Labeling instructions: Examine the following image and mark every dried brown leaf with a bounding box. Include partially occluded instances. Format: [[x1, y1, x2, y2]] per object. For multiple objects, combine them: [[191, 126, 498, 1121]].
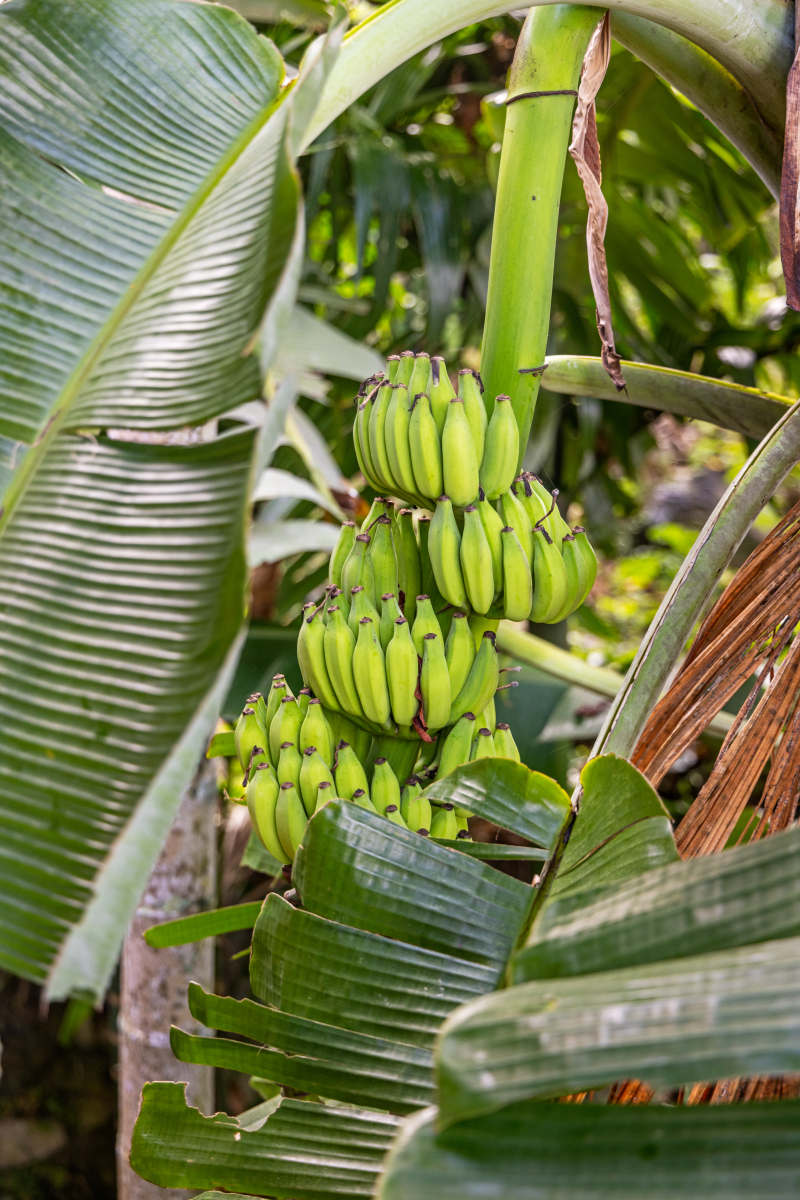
[[568, 12, 625, 391], [781, 4, 800, 311]]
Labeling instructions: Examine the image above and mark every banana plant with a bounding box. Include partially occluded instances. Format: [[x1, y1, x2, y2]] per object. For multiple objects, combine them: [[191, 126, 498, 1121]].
[[5, 0, 800, 1193]]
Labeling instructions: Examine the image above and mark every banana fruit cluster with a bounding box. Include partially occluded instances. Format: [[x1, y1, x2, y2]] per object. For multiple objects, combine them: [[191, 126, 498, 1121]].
[[235, 669, 522, 861], [354, 352, 520, 511], [352, 355, 597, 623]]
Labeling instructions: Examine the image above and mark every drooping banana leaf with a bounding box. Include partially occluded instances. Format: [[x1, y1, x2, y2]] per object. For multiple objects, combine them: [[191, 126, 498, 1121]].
[[130, 1080, 400, 1199], [132, 784, 567, 1190], [172, 983, 435, 1113], [0, 0, 343, 999], [377, 1098, 800, 1199], [436, 934, 800, 1124], [250, 893, 499, 1048], [421, 758, 570, 851], [293, 802, 534, 969], [514, 821, 800, 983], [540, 754, 679, 917]]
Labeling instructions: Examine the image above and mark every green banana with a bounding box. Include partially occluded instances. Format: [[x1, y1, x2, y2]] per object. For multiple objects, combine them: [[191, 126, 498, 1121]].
[[347, 583, 381, 638], [361, 496, 390, 533], [500, 525, 534, 621], [429, 356, 457, 435], [408, 351, 432, 399], [418, 515, 448, 614], [277, 740, 302, 791], [386, 353, 401, 384], [405, 792, 432, 834], [573, 526, 598, 605], [299, 746, 334, 817], [352, 788, 378, 812], [522, 474, 564, 550], [550, 533, 588, 622], [385, 616, 420, 728], [444, 611, 476, 699], [327, 584, 348, 623], [248, 692, 268, 742], [245, 744, 269, 782], [429, 495, 468, 609], [408, 392, 443, 501], [341, 532, 367, 607], [395, 350, 416, 385], [513, 475, 550, 543], [353, 396, 378, 488], [353, 616, 392, 727], [500, 488, 533, 565], [480, 693, 496, 734], [458, 369, 487, 465], [323, 606, 367, 722], [315, 780, 336, 812], [247, 763, 289, 865], [234, 705, 262, 773], [420, 632, 451, 732], [471, 726, 496, 760], [379, 592, 403, 652], [368, 381, 398, 494], [371, 756, 401, 816], [299, 606, 341, 713], [460, 505, 495, 614], [334, 740, 370, 801], [430, 802, 459, 839], [299, 698, 335, 768], [369, 515, 399, 601], [455, 813, 471, 837], [396, 508, 421, 624], [345, 532, 377, 608], [493, 722, 521, 761], [297, 688, 311, 718], [479, 394, 519, 500], [442, 399, 480, 507], [385, 385, 418, 498], [448, 629, 499, 725], [269, 694, 304, 764], [276, 781, 307, 860], [263, 676, 289, 740], [529, 524, 569, 623], [400, 775, 422, 818], [477, 488, 505, 596], [438, 711, 476, 778], [411, 594, 442, 658], [384, 804, 408, 828]]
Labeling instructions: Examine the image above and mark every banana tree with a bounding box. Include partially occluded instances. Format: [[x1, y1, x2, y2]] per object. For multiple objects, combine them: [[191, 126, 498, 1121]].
[[5, 0, 800, 1194]]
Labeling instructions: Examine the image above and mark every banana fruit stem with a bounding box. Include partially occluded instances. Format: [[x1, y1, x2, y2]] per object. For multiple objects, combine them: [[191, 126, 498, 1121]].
[[479, 5, 602, 461]]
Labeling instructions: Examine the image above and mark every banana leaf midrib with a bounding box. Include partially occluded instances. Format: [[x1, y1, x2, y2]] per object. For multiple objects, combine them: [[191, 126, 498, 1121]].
[[0, 86, 289, 539]]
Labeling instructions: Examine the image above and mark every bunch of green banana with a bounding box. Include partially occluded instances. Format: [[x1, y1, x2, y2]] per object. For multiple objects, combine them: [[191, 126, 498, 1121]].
[[353, 353, 522, 511], [425, 475, 597, 623], [298, 581, 508, 740]]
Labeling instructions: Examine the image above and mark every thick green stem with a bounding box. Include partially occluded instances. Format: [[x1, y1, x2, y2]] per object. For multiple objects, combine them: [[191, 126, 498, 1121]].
[[479, 5, 601, 457]]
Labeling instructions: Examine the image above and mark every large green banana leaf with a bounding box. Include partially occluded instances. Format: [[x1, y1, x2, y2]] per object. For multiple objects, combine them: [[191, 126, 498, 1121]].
[[133, 748, 800, 1195], [0, 0, 342, 1001], [378, 1099, 800, 1199]]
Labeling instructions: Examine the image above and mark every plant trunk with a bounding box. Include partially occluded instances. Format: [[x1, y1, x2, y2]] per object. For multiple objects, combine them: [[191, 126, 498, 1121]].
[[117, 759, 219, 1200], [479, 4, 601, 460]]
